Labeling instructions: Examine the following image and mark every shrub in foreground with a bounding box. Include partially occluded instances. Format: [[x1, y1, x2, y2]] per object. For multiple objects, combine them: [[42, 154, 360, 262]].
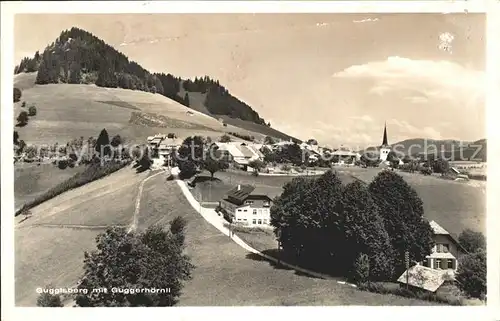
[[37, 290, 64, 307]]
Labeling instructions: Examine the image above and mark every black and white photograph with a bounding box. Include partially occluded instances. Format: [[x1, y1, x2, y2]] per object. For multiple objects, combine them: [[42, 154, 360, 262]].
[[1, 1, 498, 320]]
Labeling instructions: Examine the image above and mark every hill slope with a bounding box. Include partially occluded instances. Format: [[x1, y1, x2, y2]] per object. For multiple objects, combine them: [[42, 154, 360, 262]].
[[13, 73, 264, 145], [362, 138, 487, 162], [14, 27, 299, 142]]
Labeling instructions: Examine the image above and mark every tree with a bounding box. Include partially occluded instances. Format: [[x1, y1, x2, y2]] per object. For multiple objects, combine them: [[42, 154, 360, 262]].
[[14, 131, 19, 145], [248, 159, 264, 173], [21, 101, 26, 107], [36, 289, 63, 307], [368, 170, 434, 277], [18, 140, 27, 154], [177, 136, 205, 165], [271, 171, 345, 271], [95, 128, 111, 157], [202, 157, 225, 179], [458, 229, 486, 253], [432, 158, 450, 174], [28, 105, 37, 116], [184, 93, 190, 106], [456, 250, 486, 298], [178, 160, 197, 179], [386, 151, 400, 168], [167, 133, 176, 139], [342, 180, 394, 281], [17, 111, 29, 126], [14, 87, 22, 102], [264, 136, 276, 145], [136, 148, 153, 172], [75, 223, 194, 307], [219, 134, 231, 143], [351, 253, 370, 285], [110, 134, 123, 147], [306, 139, 318, 145]]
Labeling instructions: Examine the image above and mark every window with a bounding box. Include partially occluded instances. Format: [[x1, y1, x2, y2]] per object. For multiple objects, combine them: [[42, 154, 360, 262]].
[[237, 218, 241, 221], [245, 201, 254, 205], [237, 209, 242, 212], [253, 209, 257, 215], [244, 209, 247, 212], [436, 259, 442, 269], [447, 259, 454, 269], [252, 219, 256, 224], [442, 244, 449, 253], [421, 259, 428, 267], [258, 219, 262, 225]]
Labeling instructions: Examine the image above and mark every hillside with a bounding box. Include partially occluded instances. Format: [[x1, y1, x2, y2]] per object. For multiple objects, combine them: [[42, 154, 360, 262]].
[[13, 73, 264, 145], [362, 138, 487, 162], [14, 27, 299, 142]]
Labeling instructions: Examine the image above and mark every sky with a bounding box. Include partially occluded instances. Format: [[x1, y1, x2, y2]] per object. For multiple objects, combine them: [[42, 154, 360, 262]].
[[14, 13, 486, 148]]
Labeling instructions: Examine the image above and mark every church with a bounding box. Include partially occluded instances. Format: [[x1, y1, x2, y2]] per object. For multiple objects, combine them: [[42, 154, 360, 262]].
[[379, 122, 391, 162]]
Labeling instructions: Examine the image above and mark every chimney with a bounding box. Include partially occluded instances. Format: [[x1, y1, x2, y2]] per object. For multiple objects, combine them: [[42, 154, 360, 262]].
[[237, 184, 241, 191]]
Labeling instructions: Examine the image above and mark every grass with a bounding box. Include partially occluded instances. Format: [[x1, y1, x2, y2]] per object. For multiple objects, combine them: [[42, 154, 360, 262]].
[[357, 282, 463, 306], [13, 73, 271, 146], [15, 161, 131, 216], [15, 166, 149, 306], [15, 227, 101, 307], [136, 175, 437, 306], [339, 167, 486, 237], [15, 163, 86, 210]]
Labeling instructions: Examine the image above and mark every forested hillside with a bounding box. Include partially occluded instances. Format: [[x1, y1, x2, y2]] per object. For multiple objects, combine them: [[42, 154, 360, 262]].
[[14, 27, 268, 126]]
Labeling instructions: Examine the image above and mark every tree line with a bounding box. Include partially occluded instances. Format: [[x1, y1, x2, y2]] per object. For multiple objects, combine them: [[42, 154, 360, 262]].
[[14, 27, 267, 126]]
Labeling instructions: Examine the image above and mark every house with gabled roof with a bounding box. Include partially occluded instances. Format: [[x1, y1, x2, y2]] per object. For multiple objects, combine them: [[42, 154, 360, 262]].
[[218, 184, 281, 226], [421, 220, 467, 273]]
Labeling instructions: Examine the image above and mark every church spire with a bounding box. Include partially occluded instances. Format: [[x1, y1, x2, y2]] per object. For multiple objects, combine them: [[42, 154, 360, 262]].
[[382, 122, 388, 146]]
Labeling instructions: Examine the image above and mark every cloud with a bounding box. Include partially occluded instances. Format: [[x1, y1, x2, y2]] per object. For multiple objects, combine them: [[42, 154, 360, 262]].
[[349, 115, 374, 122], [405, 96, 429, 104], [353, 18, 379, 23], [389, 119, 442, 139], [333, 56, 485, 109]]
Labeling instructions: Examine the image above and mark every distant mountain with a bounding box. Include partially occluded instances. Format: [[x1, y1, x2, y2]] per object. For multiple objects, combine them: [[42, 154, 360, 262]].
[[14, 27, 298, 141], [361, 138, 487, 162]]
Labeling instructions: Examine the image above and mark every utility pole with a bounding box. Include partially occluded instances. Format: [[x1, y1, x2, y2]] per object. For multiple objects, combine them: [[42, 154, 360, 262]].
[[405, 250, 410, 289]]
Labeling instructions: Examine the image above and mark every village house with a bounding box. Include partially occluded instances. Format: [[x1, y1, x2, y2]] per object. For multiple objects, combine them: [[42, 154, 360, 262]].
[[214, 142, 264, 169], [397, 220, 466, 293], [421, 220, 466, 272], [218, 184, 280, 226]]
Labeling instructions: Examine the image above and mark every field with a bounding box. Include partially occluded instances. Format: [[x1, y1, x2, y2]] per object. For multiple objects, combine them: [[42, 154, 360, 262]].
[[337, 167, 487, 236], [15, 166, 149, 306], [193, 166, 486, 259], [14, 163, 86, 210], [137, 174, 436, 306], [13, 73, 266, 146]]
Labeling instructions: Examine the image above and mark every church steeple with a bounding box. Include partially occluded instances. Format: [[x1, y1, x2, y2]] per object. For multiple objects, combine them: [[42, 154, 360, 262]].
[[382, 122, 388, 147]]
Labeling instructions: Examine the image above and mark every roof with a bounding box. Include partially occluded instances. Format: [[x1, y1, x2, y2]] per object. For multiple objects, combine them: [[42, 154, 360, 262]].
[[226, 184, 255, 203], [429, 220, 468, 254], [159, 138, 183, 148], [429, 220, 449, 235], [397, 265, 452, 292], [225, 184, 280, 203], [237, 144, 255, 158], [331, 150, 357, 156]]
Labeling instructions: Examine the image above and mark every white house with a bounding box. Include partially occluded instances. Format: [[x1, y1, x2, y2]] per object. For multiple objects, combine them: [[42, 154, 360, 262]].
[[215, 142, 263, 168], [219, 184, 281, 226], [421, 220, 467, 273]]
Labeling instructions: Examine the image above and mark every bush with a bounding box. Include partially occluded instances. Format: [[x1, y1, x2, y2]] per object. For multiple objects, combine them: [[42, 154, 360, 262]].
[[456, 250, 486, 298], [57, 159, 69, 170], [351, 253, 370, 284], [219, 134, 231, 143], [17, 111, 29, 126], [37, 291, 63, 307], [14, 87, 22, 102], [28, 105, 37, 116], [21, 101, 26, 107], [167, 133, 176, 139]]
